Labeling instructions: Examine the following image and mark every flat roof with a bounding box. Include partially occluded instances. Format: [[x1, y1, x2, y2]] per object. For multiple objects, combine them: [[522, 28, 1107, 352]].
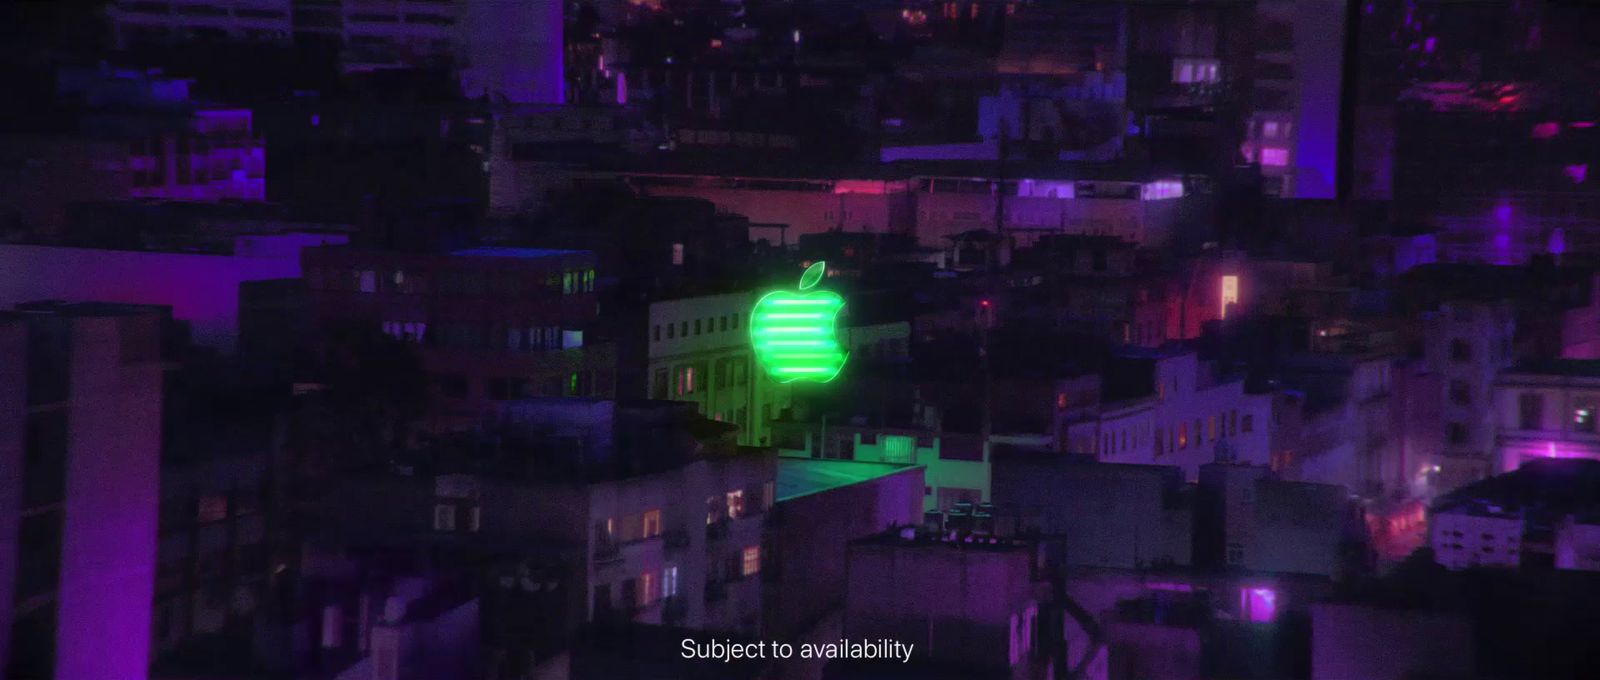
[[777, 458, 919, 502], [448, 247, 586, 259]]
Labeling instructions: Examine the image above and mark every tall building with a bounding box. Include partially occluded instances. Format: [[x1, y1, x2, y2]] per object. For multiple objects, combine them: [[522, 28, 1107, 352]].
[[1426, 300, 1515, 491], [0, 303, 167, 680], [1244, 0, 1350, 199]]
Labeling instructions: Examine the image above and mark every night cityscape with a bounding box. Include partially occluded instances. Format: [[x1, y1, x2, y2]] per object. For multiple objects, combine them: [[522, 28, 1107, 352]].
[[7, 0, 1600, 678]]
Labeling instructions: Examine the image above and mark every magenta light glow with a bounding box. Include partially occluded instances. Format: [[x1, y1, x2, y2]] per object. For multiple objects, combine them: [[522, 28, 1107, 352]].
[[1532, 122, 1561, 139], [1241, 587, 1277, 623], [1566, 164, 1588, 184]]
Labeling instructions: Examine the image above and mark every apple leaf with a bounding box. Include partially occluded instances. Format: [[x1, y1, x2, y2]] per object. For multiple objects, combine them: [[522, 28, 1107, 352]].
[[799, 261, 827, 290]]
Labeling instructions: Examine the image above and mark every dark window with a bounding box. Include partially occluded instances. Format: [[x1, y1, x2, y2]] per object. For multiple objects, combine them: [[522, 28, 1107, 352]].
[[1451, 339, 1472, 363], [1519, 393, 1544, 430], [1448, 422, 1470, 444], [1450, 380, 1472, 405]]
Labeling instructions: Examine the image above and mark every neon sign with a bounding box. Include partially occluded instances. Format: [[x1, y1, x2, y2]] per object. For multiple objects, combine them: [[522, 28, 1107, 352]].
[[751, 262, 847, 383]]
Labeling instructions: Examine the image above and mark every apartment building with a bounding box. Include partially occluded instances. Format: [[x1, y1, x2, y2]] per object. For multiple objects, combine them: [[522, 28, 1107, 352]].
[[301, 245, 610, 421], [1494, 359, 1600, 471], [0, 303, 167, 680], [646, 291, 791, 447], [1067, 349, 1273, 482], [328, 400, 776, 637]]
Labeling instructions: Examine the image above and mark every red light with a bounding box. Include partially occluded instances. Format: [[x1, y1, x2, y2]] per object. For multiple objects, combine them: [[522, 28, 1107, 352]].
[[980, 299, 991, 307]]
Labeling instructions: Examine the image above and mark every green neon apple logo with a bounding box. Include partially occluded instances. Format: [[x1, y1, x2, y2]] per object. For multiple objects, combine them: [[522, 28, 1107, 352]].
[[751, 261, 847, 383]]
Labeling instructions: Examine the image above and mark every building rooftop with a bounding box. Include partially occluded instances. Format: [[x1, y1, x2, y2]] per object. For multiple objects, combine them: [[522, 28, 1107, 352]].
[[448, 246, 585, 259], [776, 458, 920, 502]]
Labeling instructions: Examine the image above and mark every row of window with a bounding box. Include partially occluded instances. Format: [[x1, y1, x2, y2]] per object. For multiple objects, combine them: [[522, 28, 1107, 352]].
[[432, 371, 599, 401], [596, 564, 681, 612], [590, 543, 762, 616], [385, 322, 583, 354], [1100, 410, 1254, 458], [311, 267, 595, 297], [653, 312, 741, 342], [596, 509, 664, 550], [653, 357, 750, 399]]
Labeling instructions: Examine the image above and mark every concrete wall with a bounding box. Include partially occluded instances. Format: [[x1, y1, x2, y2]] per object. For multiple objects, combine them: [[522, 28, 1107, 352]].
[[54, 312, 164, 680]]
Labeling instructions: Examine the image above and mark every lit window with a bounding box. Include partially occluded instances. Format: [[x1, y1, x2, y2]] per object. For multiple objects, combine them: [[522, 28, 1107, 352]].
[[642, 509, 662, 539], [639, 571, 658, 606], [1576, 405, 1597, 432], [358, 270, 377, 293], [1241, 587, 1277, 623], [742, 546, 761, 576], [1263, 121, 1279, 138], [706, 496, 724, 525], [1220, 275, 1239, 318], [726, 490, 746, 520], [1261, 148, 1288, 167], [883, 435, 915, 463], [1178, 423, 1189, 448], [663, 566, 679, 597]]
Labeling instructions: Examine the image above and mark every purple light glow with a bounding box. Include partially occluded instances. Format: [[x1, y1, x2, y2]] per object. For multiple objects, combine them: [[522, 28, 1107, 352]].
[[1241, 587, 1278, 623], [1146, 582, 1194, 593], [1566, 164, 1587, 184]]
